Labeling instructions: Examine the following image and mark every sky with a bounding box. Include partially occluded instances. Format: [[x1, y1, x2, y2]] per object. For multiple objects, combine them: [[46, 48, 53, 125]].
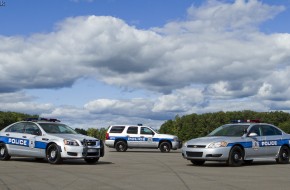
[[1, 0, 290, 129]]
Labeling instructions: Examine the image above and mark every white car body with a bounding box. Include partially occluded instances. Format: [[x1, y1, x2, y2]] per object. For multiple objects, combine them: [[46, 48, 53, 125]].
[[0, 118, 104, 164], [105, 125, 182, 152], [182, 121, 290, 166]]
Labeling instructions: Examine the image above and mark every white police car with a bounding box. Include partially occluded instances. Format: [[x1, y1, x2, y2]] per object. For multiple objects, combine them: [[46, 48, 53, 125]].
[[0, 118, 104, 164], [105, 124, 182, 152], [182, 120, 290, 166]]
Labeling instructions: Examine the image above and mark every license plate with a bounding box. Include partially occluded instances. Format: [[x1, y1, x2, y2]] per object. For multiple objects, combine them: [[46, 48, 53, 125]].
[[87, 148, 97, 153]]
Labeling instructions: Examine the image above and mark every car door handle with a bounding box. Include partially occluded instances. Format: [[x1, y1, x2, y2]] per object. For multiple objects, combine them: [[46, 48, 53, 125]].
[[42, 138, 49, 141], [5, 134, 9, 136], [140, 136, 144, 138], [22, 136, 27, 138]]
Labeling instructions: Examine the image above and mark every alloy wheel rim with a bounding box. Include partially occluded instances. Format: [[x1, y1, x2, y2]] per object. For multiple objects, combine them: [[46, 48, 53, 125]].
[[234, 152, 240, 161], [50, 150, 56, 158], [164, 145, 169, 151]]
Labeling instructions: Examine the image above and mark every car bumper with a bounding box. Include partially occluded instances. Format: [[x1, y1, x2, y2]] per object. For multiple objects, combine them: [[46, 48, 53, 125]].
[[61, 145, 102, 159], [172, 141, 183, 150], [182, 147, 231, 161]]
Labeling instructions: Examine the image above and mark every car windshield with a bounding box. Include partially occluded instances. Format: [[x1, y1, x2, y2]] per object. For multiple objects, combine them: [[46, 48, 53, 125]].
[[149, 127, 159, 134], [39, 123, 78, 134], [207, 124, 250, 137]]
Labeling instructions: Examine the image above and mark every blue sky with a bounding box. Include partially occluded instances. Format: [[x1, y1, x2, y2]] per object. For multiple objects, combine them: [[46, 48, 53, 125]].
[[1, 0, 290, 129]]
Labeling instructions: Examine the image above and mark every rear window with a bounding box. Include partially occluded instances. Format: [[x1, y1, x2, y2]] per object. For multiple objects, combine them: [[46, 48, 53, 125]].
[[5, 122, 25, 133], [109, 126, 125, 133]]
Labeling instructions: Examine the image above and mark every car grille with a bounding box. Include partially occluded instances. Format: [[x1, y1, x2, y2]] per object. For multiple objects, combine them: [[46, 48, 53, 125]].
[[81, 140, 97, 146], [186, 151, 203, 157], [187, 145, 206, 148]]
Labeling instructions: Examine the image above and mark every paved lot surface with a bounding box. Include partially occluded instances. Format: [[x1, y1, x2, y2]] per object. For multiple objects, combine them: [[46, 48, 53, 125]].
[[1, 148, 290, 190]]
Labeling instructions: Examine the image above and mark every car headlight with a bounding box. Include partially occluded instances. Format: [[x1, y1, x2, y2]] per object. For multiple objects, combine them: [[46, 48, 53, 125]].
[[208, 141, 228, 148], [64, 139, 79, 146]]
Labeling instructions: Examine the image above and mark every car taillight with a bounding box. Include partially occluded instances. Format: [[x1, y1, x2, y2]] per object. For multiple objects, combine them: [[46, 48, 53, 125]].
[[105, 133, 109, 140]]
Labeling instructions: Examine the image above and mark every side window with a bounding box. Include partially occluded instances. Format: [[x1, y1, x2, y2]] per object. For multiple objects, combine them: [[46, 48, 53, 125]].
[[261, 125, 282, 136], [110, 126, 125, 133], [141, 127, 154, 135], [24, 123, 41, 135], [273, 127, 282, 135], [248, 125, 261, 136], [127, 127, 138, 134], [5, 123, 25, 133]]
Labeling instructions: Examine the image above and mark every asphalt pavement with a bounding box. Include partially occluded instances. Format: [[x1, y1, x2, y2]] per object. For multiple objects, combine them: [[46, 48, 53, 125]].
[[1, 148, 290, 190]]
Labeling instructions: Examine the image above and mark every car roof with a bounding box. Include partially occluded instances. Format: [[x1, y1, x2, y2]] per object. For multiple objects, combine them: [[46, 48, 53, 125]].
[[110, 124, 145, 127]]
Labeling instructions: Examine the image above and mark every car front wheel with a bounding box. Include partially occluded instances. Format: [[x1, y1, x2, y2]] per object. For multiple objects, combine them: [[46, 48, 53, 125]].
[[0, 143, 11, 161], [228, 146, 244, 167], [46, 143, 62, 164]]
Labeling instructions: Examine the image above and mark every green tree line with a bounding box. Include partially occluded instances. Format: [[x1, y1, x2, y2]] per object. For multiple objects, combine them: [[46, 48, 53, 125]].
[[0, 111, 38, 130], [159, 110, 290, 141], [2, 110, 290, 141], [0, 111, 108, 140], [75, 127, 107, 140]]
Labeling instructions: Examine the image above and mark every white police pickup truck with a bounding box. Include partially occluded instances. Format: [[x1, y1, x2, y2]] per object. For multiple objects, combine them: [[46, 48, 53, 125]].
[[105, 124, 182, 152], [0, 118, 104, 164]]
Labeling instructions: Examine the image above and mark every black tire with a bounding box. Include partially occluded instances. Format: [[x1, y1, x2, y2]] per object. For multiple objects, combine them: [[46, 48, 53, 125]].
[[190, 160, 205, 166], [0, 143, 11, 161], [228, 146, 244, 167], [84, 157, 99, 164], [276, 145, 290, 164], [115, 141, 127, 152], [46, 143, 63, 164], [100, 140, 105, 157], [159, 142, 171, 153]]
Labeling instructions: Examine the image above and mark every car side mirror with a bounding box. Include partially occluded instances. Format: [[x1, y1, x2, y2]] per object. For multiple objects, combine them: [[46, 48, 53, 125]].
[[33, 130, 41, 136], [248, 132, 258, 137]]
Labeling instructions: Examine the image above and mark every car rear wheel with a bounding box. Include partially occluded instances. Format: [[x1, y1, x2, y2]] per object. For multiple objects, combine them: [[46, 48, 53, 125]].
[[190, 160, 205, 166], [159, 142, 171, 153], [46, 143, 63, 164], [0, 143, 11, 161], [115, 141, 127, 152], [276, 145, 290, 164], [228, 146, 244, 167], [84, 157, 99, 164]]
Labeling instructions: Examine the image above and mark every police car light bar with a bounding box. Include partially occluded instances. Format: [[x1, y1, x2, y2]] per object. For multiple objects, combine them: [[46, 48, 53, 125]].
[[25, 117, 61, 122], [231, 119, 261, 123]]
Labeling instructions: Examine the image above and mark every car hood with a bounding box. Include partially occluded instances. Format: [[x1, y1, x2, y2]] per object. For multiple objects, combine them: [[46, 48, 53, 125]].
[[49, 134, 98, 141], [186, 136, 240, 145], [155, 134, 177, 139]]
